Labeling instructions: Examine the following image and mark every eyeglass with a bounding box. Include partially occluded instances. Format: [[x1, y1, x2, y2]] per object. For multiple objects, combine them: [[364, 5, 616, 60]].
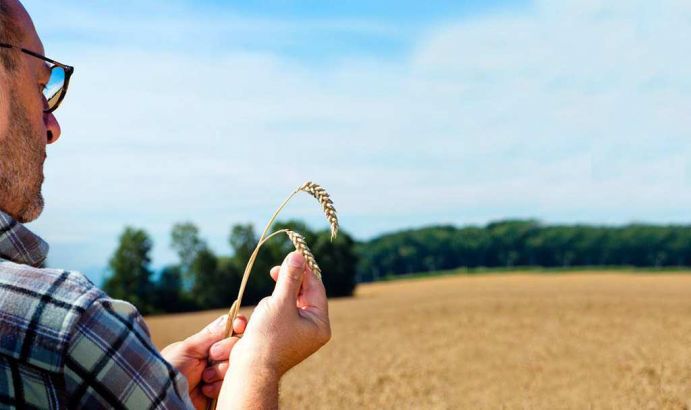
[[0, 43, 74, 113]]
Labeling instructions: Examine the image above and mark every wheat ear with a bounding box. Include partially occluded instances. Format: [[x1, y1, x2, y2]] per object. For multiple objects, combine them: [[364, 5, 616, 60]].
[[211, 182, 336, 410], [224, 181, 337, 334], [228, 181, 337, 328], [245, 229, 322, 279], [299, 181, 339, 241], [285, 230, 322, 279]]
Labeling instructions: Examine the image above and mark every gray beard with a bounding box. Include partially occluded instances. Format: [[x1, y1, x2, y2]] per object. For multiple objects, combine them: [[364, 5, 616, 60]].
[[0, 88, 44, 223]]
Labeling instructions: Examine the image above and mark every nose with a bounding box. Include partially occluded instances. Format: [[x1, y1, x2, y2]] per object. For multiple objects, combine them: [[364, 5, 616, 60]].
[[44, 112, 61, 144]]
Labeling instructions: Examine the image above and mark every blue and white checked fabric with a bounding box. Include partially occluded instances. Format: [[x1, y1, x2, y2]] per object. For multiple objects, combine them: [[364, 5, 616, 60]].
[[0, 211, 193, 409]]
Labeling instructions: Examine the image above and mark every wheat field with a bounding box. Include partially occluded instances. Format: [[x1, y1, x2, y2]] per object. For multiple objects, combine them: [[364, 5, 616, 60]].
[[146, 272, 691, 409]]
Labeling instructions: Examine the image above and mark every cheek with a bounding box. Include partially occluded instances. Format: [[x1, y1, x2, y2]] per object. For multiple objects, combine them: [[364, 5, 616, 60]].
[[24, 91, 45, 126], [18, 92, 48, 142], [15, 71, 46, 129], [0, 89, 10, 142]]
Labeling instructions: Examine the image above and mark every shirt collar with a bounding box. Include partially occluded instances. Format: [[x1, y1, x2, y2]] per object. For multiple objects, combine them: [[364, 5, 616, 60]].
[[0, 210, 49, 267]]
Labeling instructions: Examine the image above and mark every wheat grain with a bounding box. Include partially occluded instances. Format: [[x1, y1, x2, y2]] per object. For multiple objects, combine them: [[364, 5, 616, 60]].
[[285, 230, 322, 279], [299, 181, 339, 241]]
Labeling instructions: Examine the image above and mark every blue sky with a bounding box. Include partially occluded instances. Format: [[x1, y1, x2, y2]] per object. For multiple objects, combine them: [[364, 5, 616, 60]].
[[21, 0, 691, 283]]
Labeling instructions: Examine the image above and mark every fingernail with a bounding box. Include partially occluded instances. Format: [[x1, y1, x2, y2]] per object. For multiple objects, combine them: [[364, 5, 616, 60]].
[[288, 252, 305, 268]]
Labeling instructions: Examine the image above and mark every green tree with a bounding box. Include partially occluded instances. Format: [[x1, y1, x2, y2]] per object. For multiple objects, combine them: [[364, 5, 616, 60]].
[[313, 229, 358, 297], [104, 227, 156, 314], [214, 255, 243, 305], [190, 248, 234, 309], [486, 220, 540, 267], [227, 223, 278, 305], [153, 265, 197, 313], [170, 222, 207, 282]]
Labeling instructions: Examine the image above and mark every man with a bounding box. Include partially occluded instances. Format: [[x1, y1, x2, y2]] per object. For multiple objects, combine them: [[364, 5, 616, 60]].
[[0, 1, 331, 408]]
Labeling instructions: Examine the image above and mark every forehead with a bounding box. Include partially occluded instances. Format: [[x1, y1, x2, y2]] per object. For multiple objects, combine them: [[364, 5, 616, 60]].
[[8, 0, 44, 55]]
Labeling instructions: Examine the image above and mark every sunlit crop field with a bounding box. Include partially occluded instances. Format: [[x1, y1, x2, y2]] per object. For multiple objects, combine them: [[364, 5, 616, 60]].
[[146, 272, 691, 409]]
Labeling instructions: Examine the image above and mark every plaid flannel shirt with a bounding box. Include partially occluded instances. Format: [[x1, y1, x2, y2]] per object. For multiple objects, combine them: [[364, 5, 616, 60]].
[[0, 211, 194, 409]]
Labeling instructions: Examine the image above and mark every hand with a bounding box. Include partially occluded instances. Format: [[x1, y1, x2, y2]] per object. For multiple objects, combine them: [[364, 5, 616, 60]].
[[217, 251, 331, 409], [161, 314, 247, 410], [239, 251, 331, 375]]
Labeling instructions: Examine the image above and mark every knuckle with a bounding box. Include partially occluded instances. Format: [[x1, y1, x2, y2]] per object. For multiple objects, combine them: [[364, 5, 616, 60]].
[[256, 297, 270, 310], [286, 267, 303, 282], [204, 315, 226, 336], [160, 341, 181, 356]]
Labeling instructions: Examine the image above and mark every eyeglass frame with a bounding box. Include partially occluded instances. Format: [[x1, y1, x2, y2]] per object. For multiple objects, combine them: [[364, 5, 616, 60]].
[[0, 42, 74, 113]]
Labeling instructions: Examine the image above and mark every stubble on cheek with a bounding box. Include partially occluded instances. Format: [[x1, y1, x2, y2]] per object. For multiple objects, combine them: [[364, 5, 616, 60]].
[[0, 88, 46, 223]]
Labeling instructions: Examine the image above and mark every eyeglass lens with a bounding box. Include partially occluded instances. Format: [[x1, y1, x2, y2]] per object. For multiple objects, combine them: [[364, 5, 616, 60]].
[[45, 65, 65, 111]]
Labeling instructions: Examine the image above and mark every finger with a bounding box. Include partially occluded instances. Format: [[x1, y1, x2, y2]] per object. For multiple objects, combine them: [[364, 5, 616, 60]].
[[270, 265, 280, 282], [272, 251, 306, 302], [233, 314, 247, 335], [202, 360, 229, 383], [202, 381, 223, 399], [297, 264, 328, 312], [182, 315, 228, 357], [208, 335, 241, 362]]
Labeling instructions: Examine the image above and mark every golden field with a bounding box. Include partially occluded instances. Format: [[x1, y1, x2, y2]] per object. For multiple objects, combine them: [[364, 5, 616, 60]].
[[146, 272, 691, 409]]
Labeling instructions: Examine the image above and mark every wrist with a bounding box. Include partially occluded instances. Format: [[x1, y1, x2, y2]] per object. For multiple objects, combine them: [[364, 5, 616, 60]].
[[231, 340, 285, 378], [220, 352, 281, 409], [231, 350, 282, 381]]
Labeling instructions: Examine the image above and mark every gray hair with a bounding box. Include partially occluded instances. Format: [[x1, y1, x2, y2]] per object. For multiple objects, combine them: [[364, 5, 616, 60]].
[[0, 1, 22, 72]]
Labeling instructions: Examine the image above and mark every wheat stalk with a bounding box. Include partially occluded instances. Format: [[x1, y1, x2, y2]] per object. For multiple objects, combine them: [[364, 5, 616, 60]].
[[229, 180, 338, 326], [222, 182, 336, 332], [210, 181, 337, 410]]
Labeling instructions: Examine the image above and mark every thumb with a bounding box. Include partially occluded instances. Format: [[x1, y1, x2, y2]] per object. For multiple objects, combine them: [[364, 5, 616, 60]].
[[182, 315, 228, 357], [273, 251, 306, 301]]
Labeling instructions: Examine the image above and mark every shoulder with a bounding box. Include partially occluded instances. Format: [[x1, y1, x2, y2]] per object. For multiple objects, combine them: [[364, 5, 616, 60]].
[[0, 261, 193, 408], [0, 260, 106, 372], [65, 294, 193, 408]]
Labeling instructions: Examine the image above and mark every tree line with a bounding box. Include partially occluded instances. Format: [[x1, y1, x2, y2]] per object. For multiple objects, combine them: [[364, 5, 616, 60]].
[[103, 220, 357, 315], [357, 220, 691, 281], [104, 218, 691, 314]]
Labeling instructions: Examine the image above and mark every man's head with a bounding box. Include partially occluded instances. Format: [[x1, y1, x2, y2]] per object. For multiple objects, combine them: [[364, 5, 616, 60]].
[[0, 0, 61, 223]]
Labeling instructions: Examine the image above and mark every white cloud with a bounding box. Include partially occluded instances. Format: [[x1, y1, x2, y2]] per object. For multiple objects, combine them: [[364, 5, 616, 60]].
[[20, 0, 691, 279]]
